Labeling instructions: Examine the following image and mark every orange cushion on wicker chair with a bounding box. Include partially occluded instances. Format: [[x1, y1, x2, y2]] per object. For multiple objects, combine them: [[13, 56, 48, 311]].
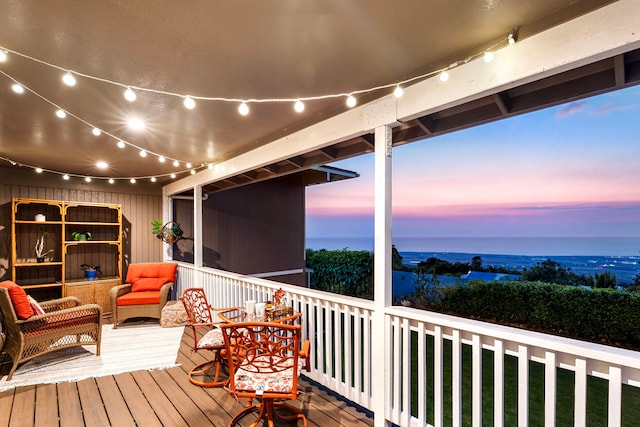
[[126, 263, 177, 284], [0, 281, 35, 319], [116, 291, 161, 306], [131, 277, 169, 292]]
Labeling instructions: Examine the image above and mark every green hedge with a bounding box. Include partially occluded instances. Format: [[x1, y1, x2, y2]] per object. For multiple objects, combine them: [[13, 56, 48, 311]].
[[306, 249, 373, 299], [427, 281, 640, 349]]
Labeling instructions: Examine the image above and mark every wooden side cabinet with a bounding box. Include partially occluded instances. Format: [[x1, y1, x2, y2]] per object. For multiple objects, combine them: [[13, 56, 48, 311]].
[[11, 198, 122, 314]]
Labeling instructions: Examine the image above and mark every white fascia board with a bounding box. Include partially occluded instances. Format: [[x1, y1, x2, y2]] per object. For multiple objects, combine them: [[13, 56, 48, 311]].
[[163, 94, 398, 195], [398, 0, 640, 121], [165, 0, 640, 196]]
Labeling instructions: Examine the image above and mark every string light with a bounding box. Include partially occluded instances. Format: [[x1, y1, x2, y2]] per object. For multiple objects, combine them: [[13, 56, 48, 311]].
[[35, 168, 43, 173], [124, 87, 136, 102], [0, 31, 515, 183], [150, 177, 156, 182], [183, 96, 196, 109], [62, 71, 76, 86], [63, 174, 70, 180], [186, 162, 192, 168], [108, 178, 115, 184], [139, 150, 147, 157], [130, 178, 136, 184], [484, 51, 494, 63]]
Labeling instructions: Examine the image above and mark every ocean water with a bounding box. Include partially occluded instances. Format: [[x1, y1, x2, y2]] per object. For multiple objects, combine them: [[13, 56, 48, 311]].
[[306, 237, 640, 284]]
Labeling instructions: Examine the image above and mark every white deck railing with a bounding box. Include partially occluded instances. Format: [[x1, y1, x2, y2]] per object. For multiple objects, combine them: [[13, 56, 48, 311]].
[[175, 263, 640, 427]]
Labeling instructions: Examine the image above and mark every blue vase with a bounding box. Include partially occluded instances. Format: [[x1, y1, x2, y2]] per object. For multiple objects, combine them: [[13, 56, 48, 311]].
[[85, 270, 97, 280]]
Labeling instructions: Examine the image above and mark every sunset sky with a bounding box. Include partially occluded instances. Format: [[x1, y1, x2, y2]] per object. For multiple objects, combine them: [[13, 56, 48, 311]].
[[306, 86, 640, 238]]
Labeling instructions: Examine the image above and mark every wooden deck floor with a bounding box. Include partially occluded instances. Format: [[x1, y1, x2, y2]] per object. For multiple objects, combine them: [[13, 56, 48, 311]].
[[0, 324, 373, 427]]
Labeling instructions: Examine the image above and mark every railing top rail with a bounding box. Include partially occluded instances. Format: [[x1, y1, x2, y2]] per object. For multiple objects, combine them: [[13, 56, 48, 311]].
[[177, 262, 374, 311], [388, 305, 640, 368]]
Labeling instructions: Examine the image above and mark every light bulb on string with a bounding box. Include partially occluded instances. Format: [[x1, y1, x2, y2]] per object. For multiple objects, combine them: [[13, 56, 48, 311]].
[[0, 50, 7, 62], [183, 96, 196, 109], [150, 177, 156, 182], [190, 169, 196, 175], [170, 173, 176, 179], [294, 99, 305, 113], [139, 150, 147, 157], [124, 87, 136, 102], [62, 71, 76, 86], [130, 178, 136, 184], [56, 109, 67, 118], [35, 168, 43, 173], [158, 156, 166, 163], [63, 174, 70, 180], [173, 160, 179, 167], [186, 162, 192, 168], [394, 85, 404, 98], [108, 178, 115, 184], [484, 51, 494, 63], [238, 102, 249, 116], [117, 140, 126, 148], [12, 83, 24, 94], [439, 71, 449, 82], [346, 94, 356, 108], [92, 127, 101, 136], [85, 177, 91, 183]]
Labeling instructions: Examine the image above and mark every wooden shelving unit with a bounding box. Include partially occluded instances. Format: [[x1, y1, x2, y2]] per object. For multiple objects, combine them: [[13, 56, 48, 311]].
[[11, 198, 122, 313]]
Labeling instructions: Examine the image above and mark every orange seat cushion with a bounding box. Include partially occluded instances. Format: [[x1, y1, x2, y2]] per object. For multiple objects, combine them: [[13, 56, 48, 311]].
[[126, 263, 177, 292], [0, 280, 34, 319], [117, 291, 161, 306]]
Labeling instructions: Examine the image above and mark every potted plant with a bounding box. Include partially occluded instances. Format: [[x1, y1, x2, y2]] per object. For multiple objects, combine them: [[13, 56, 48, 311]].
[[72, 231, 92, 241], [35, 232, 54, 263], [151, 220, 183, 243], [80, 264, 101, 280]]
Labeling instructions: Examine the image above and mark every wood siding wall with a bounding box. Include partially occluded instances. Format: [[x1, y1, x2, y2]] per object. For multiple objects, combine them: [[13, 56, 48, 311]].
[[0, 168, 163, 281], [172, 176, 306, 286]]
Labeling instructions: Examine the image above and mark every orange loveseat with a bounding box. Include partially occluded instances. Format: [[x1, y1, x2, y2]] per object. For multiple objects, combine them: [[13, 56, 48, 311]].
[[109, 263, 177, 328]]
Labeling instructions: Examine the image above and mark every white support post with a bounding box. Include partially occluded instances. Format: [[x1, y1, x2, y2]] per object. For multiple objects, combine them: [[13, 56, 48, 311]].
[[372, 124, 392, 427], [193, 184, 203, 286], [161, 189, 173, 262]]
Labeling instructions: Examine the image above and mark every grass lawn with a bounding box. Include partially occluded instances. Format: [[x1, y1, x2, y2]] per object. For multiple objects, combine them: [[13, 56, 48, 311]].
[[410, 333, 640, 426]]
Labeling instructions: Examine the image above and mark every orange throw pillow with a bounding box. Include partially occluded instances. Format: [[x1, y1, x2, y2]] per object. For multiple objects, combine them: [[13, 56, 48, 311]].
[[0, 281, 35, 319]]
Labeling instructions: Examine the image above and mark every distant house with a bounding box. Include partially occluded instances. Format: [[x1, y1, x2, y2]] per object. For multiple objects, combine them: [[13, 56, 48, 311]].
[[461, 271, 521, 282]]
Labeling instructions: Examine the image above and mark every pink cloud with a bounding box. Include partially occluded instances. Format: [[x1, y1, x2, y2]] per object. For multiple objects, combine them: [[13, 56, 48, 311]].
[[555, 100, 588, 118]]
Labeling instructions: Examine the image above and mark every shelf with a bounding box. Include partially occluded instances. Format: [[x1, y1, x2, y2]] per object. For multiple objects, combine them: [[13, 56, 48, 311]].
[[65, 221, 120, 226], [15, 261, 63, 267], [20, 282, 63, 290], [64, 240, 120, 245], [66, 276, 121, 285], [15, 220, 63, 225]]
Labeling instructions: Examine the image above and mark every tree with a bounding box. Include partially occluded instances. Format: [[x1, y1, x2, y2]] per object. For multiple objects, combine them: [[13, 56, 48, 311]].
[[594, 271, 618, 288], [392, 245, 411, 271], [471, 256, 483, 271], [521, 258, 588, 286]]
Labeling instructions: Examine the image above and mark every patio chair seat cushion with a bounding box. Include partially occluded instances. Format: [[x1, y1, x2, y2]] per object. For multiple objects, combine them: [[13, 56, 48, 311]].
[[116, 291, 161, 306], [234, 355, 304, 393], [0, 281, 34, 319], [197, 327, 224, 348]]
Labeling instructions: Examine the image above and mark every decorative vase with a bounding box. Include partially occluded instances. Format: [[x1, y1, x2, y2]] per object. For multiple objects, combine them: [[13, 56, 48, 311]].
[[85, 270, 98, 280]]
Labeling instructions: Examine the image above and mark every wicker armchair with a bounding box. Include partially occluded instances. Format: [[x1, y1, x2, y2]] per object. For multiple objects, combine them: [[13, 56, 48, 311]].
[[110, 263, 177, 328], [0, 284, 102, 380]]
